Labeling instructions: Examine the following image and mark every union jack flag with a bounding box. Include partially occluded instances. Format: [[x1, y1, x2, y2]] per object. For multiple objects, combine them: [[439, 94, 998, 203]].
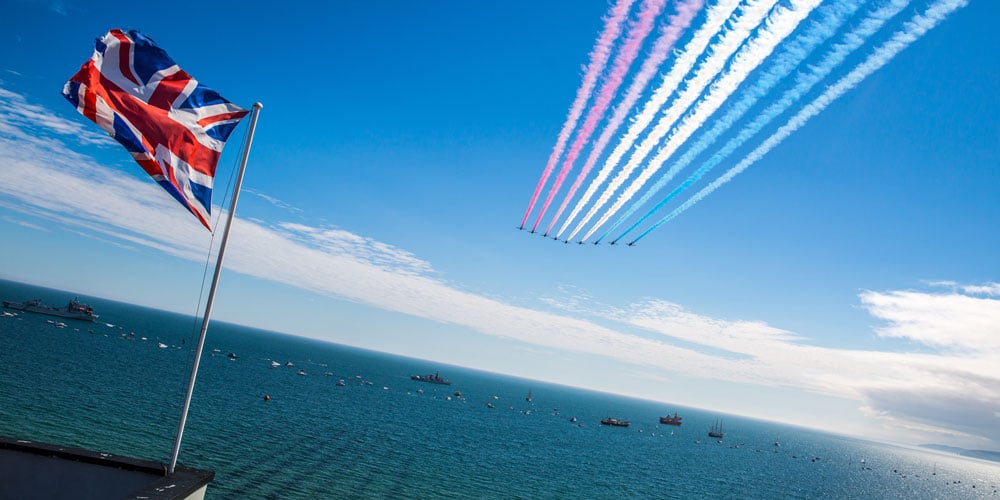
[[63, 29, 249, 230]]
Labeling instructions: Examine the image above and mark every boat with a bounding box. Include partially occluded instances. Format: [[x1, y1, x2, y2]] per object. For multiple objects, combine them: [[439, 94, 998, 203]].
[[270, 361, 280, 368], [708, 419, 725, 438], [659, 412, 683, 426], [410, 371, 450, 385], [601, 418, 630, 427], [3, 298, 98, 322], [525, 389, 533, 402]]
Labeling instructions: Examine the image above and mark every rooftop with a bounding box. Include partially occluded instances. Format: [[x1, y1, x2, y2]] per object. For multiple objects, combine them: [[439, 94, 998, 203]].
[[0, 436, 214, 499]]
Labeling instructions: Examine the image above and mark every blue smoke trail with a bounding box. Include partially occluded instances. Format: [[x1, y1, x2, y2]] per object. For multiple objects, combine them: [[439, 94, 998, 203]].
[[615, 0, 911, 243], [587, 0, 824, 243], [596, 0, 869, 243], [628, 0, 969, 245], [569, 0, 778, 243]]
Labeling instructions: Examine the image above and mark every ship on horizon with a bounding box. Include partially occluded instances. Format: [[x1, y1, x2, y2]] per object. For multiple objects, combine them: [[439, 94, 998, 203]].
[[410, 371, 451, 385], [601, 418, 630, 427], [659, 412, 683, 426], [3, 298, 98, 322], [708, 419, 725, 439]]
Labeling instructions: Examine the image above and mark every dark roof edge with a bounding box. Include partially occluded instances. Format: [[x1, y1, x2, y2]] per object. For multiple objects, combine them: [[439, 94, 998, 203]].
[[0, 435, 214, 499]]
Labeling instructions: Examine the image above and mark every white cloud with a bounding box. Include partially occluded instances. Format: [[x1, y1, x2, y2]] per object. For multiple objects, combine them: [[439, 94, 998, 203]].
[[0, 88, 113, 147], [860, 289, 1000, 352], [244, 188, 302, 213], [963, 282, 1000, 297]]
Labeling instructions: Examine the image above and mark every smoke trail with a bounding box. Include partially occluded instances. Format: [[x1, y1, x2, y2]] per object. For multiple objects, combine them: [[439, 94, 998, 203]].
[[532, 0, 668, 235], [603, 0, 867, 243], [558, 0, 744, 240], [519, 0, 636, 230], [542, 0, 702, 237], [571, 0, 779, 242], [618, 0, 912, 242], [629, 0, 969, 245], [585, 0, 823, 243]]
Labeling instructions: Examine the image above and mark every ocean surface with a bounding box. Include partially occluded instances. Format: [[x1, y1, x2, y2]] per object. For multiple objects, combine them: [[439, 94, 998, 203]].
[[1, 279, 998, 499]]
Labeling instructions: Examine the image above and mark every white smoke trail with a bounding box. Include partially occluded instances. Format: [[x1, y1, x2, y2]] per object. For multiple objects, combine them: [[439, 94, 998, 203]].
[[613, 0, 908, 242], [630, 0, 969, 244], [548, 0, 704, 238], [585, 0, 824, 242], [557, 0, 744, 240], [571, 0, 780, 242], [553, 0, 708, 238]]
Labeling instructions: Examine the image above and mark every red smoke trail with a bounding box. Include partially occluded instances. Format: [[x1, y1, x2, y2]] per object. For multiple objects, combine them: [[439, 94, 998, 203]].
[[520, 0, 635, 230], [533, 0, 669, 235], [548, 0, 704, 238]]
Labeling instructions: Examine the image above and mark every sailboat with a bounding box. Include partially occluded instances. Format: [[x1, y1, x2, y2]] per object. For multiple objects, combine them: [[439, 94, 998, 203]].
[[525, 389, 533, 402], [708, 419, 725, 438]]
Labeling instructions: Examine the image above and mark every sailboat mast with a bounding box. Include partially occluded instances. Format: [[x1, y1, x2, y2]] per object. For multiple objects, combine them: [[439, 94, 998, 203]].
[[168, 102, 263, 474]]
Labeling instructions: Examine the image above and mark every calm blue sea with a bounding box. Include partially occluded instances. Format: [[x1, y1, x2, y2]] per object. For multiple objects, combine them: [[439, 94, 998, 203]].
[[1, 279, 998, 498]]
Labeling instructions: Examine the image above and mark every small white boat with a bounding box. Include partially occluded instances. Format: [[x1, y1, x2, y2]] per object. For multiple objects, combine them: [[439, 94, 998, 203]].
[[297, 369, 306, 376], [270, 361, 280, 368], [158, 343, 168, 349]]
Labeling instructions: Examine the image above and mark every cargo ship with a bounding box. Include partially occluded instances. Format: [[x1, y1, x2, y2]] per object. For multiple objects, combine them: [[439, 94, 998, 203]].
[[3, 298, 98, 322]]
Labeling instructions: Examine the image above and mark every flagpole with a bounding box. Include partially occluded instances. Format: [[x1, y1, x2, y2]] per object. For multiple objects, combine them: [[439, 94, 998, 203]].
[[168, 102, 263, 474]]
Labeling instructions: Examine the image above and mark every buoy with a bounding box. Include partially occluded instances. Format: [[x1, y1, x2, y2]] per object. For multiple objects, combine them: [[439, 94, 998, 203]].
[[264, 394, 270, 401]]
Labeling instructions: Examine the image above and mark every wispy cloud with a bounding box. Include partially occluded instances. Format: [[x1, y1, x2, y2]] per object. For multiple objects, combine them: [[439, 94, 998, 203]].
[[0, 88, 113, 146], [1, 213, 49, 232], [1, 85, 997, 447], [244, 188, 303, 213], [962, 283, 1000, 297], [860, 288, 1000, 353]]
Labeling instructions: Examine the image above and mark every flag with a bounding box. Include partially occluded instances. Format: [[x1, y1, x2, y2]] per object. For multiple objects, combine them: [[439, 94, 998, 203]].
[[63, 29, 249, 230]]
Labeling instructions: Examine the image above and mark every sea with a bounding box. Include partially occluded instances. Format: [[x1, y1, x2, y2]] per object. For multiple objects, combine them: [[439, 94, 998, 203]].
[[1, 279, 998, 499]]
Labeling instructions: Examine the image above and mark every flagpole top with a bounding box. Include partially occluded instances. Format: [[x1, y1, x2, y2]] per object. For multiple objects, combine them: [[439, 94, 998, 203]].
[[252, 102, 263, 110]]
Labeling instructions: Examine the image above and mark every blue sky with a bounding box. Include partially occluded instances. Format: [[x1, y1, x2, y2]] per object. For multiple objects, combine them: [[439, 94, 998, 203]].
[[1, 0, 998, 450]]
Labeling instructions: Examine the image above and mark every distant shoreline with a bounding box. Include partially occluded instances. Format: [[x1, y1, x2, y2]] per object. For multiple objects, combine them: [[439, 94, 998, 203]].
[[920, 444, 1000, 464]]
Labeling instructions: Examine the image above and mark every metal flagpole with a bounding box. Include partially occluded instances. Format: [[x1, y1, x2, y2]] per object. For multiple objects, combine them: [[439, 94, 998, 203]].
[[168, 102, 263, 474]]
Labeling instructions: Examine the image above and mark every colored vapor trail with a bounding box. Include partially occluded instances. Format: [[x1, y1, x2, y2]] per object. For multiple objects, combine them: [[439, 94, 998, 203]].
[[572, 0, 779, 242], [587, 0, 824, 243], [519, 0, 635, 231], [628, 0, 969, 245], [605, 0, 872, 243], [520, 0, 967, 246], [559, 0, 744, 241], [549, 0, 704, 239], [533, 0, 668, 235]]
